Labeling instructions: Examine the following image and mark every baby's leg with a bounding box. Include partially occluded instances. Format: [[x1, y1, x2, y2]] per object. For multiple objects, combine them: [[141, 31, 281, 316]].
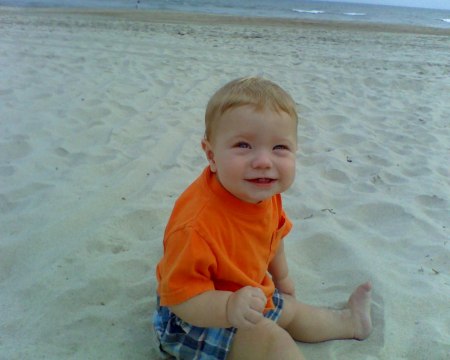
[[278, 282, 372, 343], [228, 317, 305, 360]]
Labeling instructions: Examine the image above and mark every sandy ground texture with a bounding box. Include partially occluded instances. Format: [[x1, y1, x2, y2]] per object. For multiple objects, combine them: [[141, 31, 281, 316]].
[[0, 7, 449, 360]]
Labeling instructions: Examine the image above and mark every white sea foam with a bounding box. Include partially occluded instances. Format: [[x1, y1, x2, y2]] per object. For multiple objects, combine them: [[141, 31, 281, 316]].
[[441, 18, 450, 23], [344, 12, 366, 16], [292, 9, 324, 15]]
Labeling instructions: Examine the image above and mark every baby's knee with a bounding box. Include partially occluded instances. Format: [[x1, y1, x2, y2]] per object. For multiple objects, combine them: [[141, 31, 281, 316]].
[[229, 319, 299, 360], [258, 319, 295, 351]]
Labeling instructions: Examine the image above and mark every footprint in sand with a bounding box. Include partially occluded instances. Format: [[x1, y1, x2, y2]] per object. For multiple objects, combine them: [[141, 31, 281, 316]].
[[321, 168, 351, 184], [352, 202, 417, 237], [415, 194, 448, 209]]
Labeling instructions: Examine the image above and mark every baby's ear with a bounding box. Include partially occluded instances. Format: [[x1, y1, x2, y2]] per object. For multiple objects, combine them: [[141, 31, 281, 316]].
[[201, 139, 217, 173]]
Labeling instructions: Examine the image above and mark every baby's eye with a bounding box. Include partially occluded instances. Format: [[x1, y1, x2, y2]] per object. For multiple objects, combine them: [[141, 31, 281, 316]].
[[273, 144, 289, 151], [234, 142, 251, 149]]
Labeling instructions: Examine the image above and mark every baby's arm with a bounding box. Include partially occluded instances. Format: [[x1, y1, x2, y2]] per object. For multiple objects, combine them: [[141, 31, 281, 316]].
[[170, 286, 266, 329], [268, 239, 296, 296]]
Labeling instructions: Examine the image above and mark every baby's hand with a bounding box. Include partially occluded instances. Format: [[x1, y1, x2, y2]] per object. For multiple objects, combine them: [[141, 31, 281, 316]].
[[226, 286, 266, 329]]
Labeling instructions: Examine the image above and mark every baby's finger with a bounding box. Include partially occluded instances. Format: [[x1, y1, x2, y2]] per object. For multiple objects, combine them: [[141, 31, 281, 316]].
[[244, 309, 264, 325], [252, 287, 267, 302], [250, 295, 266, 312]]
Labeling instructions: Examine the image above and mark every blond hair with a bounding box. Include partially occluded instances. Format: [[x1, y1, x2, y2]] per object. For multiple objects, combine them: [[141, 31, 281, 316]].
[[204, 76, 298, 141]]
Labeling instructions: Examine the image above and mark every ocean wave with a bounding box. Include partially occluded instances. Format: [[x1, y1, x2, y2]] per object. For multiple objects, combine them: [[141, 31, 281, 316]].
[[292, 9, 324, 15], [441, 18, 450, 23]]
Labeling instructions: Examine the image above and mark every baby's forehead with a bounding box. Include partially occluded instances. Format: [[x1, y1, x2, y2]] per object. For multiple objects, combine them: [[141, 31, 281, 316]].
[[216, 105, 297, 135], [221, 104, 296, 123], [206, 103, 297, 143]]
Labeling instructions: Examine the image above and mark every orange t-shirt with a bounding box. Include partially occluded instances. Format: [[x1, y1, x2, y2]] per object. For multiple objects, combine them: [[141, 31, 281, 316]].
[[156, 167, 292, 310]]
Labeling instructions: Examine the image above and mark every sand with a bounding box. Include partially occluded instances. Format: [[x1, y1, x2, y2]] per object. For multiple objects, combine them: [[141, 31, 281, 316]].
[[0, 7, 449, 359]]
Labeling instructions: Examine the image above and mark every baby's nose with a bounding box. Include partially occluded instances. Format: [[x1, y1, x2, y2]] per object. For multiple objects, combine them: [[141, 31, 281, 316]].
[[252, 150, 272, 168]]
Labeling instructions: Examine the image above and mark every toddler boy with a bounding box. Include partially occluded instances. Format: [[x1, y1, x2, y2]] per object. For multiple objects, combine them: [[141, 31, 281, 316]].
[[153, 76, 372, 359]]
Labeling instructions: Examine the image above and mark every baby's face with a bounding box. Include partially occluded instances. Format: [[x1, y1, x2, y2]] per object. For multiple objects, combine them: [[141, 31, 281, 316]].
[[203, 105, 297, 204]]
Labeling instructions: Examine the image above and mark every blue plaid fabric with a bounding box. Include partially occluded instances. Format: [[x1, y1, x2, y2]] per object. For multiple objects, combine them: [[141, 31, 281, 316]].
[[153, 289, 284, 360]]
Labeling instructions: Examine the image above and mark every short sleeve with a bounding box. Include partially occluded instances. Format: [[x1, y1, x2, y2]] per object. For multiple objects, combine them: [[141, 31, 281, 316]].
[[280, 209, 293, 238], [157, 226, 217, 306]]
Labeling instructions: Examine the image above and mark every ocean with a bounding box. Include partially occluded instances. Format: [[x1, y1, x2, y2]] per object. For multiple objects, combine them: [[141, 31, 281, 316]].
[[1, 0, 450, 29]]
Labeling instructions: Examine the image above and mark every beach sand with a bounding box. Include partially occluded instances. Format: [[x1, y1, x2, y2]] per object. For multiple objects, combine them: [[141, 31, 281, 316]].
[[0, 7, 449, 359]]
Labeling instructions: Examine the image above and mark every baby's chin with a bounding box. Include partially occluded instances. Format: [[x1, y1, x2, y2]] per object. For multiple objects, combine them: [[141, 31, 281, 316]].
[[235, 190, 279, 204]]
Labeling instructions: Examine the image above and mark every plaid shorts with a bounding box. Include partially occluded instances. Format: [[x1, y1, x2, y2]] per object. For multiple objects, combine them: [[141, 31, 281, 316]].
[[153, 289, 284, 360]]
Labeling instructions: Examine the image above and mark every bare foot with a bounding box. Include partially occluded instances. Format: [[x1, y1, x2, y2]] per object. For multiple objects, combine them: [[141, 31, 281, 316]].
[[347, 281, 373, 340]]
